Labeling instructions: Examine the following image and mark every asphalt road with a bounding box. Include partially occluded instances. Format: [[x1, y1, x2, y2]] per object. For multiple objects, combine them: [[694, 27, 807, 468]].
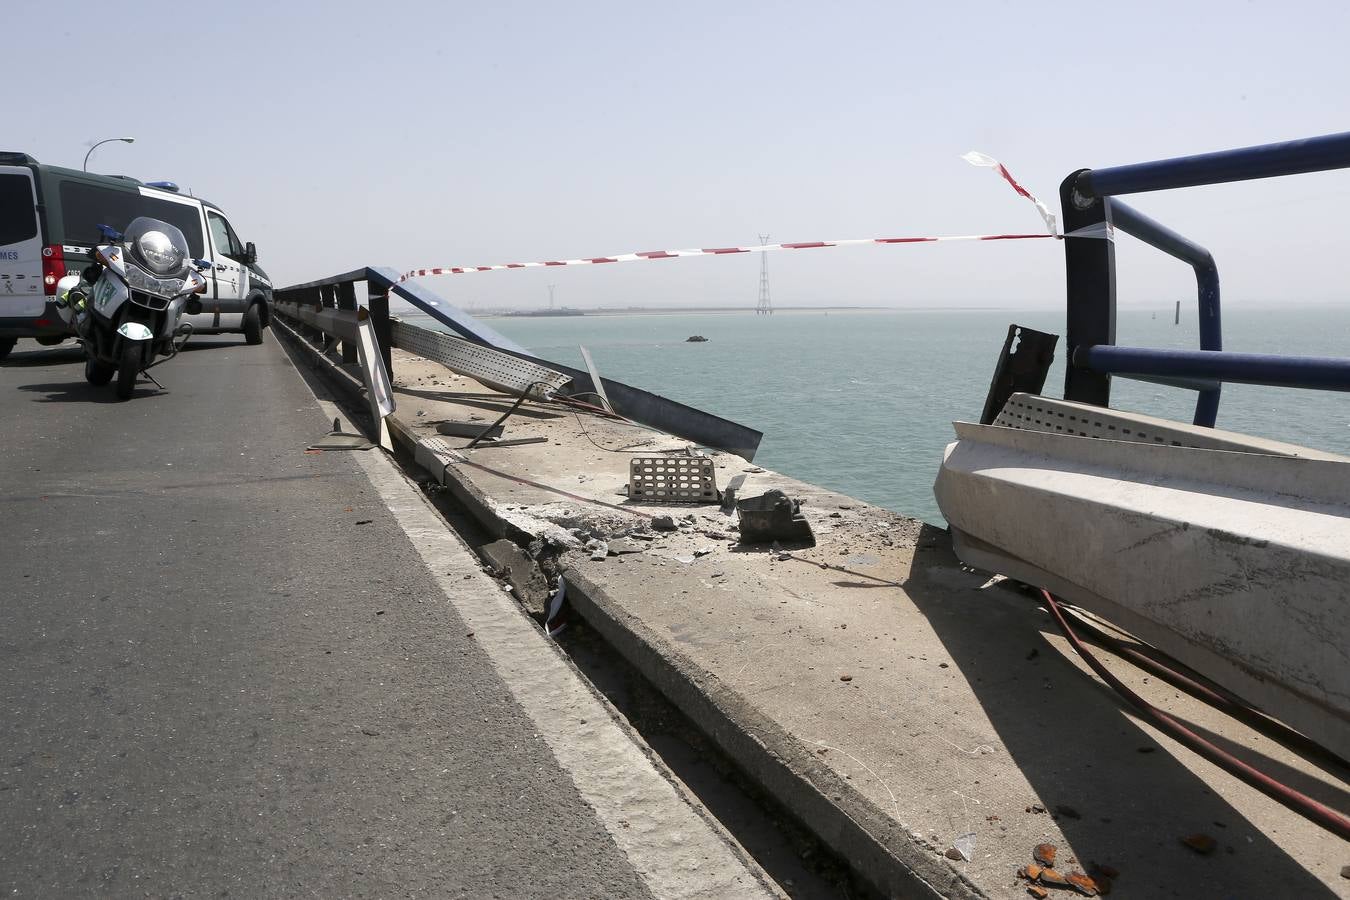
[[0, 335, 739, 898]]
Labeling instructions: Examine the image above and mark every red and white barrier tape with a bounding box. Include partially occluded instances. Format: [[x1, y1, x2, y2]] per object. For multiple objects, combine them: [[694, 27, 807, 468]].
[[397, 152, 1082, 285], [396, 232, 1063, 283], [961, 150, 1057, 236]]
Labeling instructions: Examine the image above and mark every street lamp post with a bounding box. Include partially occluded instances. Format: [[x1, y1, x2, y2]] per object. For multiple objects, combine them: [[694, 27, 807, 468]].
[[83, 137, 135, 172]]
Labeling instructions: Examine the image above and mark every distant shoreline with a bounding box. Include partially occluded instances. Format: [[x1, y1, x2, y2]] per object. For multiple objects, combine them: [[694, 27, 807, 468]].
[[395, 305, 1021, 319]]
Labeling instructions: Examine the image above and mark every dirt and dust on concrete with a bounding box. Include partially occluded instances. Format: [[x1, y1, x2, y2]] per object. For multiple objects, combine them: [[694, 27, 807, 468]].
[[387, 344, 1349, 899]]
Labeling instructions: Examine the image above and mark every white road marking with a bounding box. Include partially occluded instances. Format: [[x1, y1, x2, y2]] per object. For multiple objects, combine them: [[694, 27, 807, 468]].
[[301, 391, 779, 899]]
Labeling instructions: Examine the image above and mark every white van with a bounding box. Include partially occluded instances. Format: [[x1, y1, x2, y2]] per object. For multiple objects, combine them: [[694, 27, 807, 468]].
[[0, 152, 272, 360]]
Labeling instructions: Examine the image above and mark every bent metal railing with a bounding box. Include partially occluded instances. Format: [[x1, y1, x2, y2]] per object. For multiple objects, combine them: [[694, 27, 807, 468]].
[[1059, 130, 1350, 427], [272, 267, 763, 460]]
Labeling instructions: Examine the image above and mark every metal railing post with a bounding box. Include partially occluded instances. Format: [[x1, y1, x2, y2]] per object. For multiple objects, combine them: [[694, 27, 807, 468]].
[[306, 287, 323, 343], [337, 281, 358, 363], [367, 279, 392, 377], [1060, 169, 1117, 408]]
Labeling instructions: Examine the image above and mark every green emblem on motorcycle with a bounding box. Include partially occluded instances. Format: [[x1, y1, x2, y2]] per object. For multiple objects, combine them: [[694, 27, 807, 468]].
[[94, 279, 115, 310]]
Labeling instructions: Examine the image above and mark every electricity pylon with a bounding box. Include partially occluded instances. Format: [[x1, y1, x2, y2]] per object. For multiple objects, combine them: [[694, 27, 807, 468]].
[[756, 234, 773, 315]]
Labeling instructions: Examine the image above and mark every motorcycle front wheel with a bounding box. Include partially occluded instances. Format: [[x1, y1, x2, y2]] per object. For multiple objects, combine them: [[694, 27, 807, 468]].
[[115, 344, 140, 400], [84, 355, 114, 385]]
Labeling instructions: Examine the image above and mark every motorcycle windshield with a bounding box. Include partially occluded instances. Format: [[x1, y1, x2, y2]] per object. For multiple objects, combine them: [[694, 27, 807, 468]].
[[122, 216, 191, 278]]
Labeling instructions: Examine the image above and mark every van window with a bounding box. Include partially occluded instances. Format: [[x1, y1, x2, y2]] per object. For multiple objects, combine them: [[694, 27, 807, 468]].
[[58, 182, 204, 256], [0, 174, 37, 245], [207, 211, 243, 259]]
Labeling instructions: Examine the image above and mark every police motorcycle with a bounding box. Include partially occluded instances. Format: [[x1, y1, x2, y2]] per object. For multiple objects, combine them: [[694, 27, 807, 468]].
[[56, 217, 209, 400]]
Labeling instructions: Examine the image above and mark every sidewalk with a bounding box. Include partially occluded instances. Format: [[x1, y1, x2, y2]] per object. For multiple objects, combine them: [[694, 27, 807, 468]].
[[386, 346, 1348, 899]]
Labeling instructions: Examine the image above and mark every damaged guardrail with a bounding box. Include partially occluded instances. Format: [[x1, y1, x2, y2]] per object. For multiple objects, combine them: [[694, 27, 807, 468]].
[[273, 267, 763, 460], [271, 297, 396, 448]]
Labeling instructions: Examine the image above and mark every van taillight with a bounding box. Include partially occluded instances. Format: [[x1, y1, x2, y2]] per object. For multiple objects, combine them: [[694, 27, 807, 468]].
[[42, 245, 65, 294]]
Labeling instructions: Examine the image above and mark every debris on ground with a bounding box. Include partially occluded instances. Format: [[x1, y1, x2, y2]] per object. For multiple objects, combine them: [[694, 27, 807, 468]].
[[1181, 833, 1217, 855], [949, 832, 976, 862], [1064, 870, 1101, 896], [478, 539, 551, 617], [737, 489, 815, 545], [1037, 868, 1070, 887], [1018, 844, 1108, 896], [1087, 862, 1118, 894], [650, 515, 678, 531]]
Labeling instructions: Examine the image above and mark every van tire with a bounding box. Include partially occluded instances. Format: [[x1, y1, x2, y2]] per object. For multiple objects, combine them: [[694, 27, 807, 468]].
[[243, 303, 264, 345], [0, 338, 15, 362], [115, 344, 139, 400], [85, 355, 115, 385]]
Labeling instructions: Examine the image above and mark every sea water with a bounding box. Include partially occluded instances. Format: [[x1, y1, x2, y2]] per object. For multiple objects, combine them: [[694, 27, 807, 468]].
[[401, 307, 1349, 523]]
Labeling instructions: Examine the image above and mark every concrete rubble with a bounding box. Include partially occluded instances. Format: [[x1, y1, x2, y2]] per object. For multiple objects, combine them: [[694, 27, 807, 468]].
[[384, 346, 1347, 898]]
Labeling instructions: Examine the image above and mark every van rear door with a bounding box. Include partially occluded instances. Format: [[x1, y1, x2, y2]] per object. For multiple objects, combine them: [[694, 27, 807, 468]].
[[0, 166, 45, 318]]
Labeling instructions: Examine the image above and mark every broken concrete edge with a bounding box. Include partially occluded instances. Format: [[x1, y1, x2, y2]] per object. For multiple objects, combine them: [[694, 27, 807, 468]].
[[391, 423, 983, 898], [277, 323, 982, 896], [557, 567, 984, 900], [387, 416, 533, 546], [479, 538, 551, 619], [274, 312, 786, 897]]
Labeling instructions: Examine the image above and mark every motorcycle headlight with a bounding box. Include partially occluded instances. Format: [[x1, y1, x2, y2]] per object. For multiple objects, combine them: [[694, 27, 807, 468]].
[[137, 230, 183, 275]]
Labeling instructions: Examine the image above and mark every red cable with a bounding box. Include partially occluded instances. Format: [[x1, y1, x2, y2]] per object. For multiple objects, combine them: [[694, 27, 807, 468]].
[[1061, 606, 1349, 771], [1038, 589, 1350, 841]]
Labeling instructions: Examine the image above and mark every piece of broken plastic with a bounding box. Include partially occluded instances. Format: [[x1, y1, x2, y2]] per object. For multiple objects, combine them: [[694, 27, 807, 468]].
[[308, 430, 374, 451]]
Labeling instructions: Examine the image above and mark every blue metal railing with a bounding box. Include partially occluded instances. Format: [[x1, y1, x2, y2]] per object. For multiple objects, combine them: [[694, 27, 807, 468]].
[[1059, 130, 1350, 426], [1107, 201, 1223, 424], [1080, 131, 1350, 197]]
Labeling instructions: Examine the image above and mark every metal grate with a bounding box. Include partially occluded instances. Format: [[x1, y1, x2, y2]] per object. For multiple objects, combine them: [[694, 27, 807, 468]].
[[391, 319, 571, 399], [992, 392, 1343, 458], [628, 456, 719, 503]]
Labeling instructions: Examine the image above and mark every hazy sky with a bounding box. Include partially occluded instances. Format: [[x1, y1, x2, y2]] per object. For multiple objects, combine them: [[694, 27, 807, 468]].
[[10, 1, 1349, 310]]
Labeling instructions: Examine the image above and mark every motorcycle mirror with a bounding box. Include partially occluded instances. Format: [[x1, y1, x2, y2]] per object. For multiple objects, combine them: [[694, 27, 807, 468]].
[[96, 223, 123, 242]]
